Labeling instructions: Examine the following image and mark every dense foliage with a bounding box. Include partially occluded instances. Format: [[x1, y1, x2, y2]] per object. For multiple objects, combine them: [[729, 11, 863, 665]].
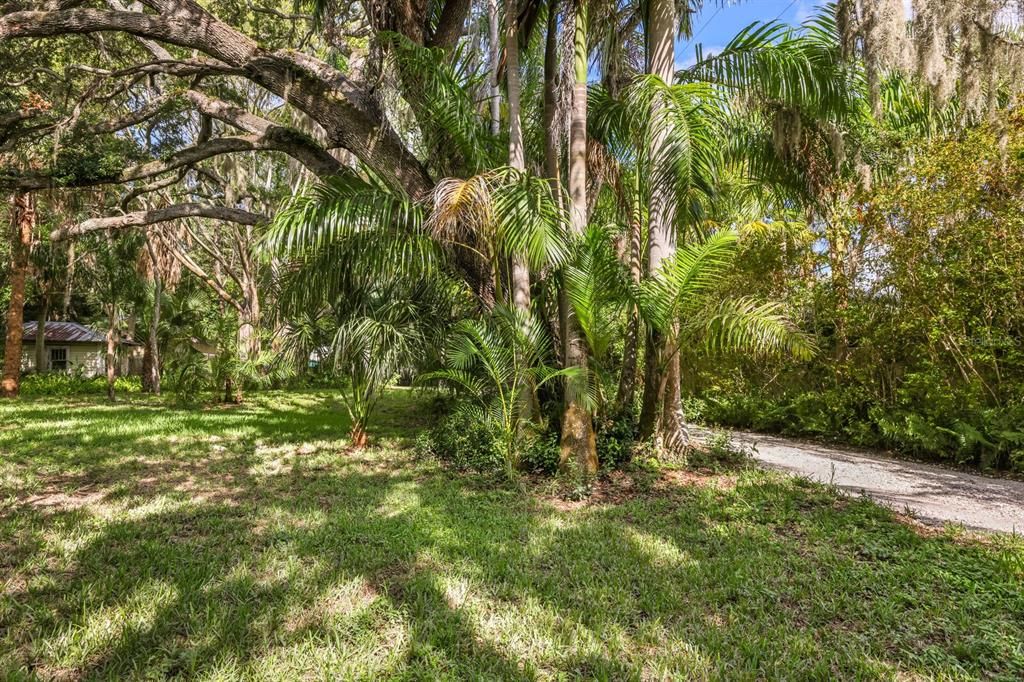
[[691, 118, 1024, 471], [2, 0, 1023, 477]]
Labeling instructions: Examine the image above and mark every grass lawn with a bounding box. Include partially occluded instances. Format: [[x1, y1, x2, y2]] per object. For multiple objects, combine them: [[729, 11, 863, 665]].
[[1, 390, 1023, 680]]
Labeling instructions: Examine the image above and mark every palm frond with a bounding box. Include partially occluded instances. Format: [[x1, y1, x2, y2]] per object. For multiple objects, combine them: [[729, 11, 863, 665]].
[[680, 19, 855, 120], [695, 296, 816, 360], [384, 31, 503, 174], [638, 229, 740, 331], [265, 172, 423, 254], [489, 168, 570, 269]]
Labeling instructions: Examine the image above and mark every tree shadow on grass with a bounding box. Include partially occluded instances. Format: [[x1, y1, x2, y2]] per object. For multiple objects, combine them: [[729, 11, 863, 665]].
[[2, 456, 536, 679], [0, 390, 437, 505], [3, 396, 1024, 679]]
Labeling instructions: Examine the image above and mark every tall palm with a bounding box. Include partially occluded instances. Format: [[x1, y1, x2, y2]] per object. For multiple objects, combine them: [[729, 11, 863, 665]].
[[588, 74, 724, 445], [421, 304, 588, 479], [559, 0, 599, 474], [590, 10, 859, 449], [642, 0, 688, 445]]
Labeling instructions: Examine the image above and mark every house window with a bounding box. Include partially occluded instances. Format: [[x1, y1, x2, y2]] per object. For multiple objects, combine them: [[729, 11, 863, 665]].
[[49, 347, 68, 371]]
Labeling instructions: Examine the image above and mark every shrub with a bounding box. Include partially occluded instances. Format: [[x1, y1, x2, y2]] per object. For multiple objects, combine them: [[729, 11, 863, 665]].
[[520, 429, 560, 474], [19, 371, 141, 398], [415, 407, 504, 473], [687, 430, 751, 470], [696, 381, 1024, 473], [597, 409, 638, 469], [165, 349, 212, 405]]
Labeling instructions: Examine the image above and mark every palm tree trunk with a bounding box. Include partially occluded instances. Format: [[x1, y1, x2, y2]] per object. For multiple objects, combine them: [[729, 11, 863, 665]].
[[559, 0, 598, 474], [504, 0, 540, 427], [350, 420, 369, 449], [546, 0, 572, 370], [615, 174, 644, 411], [2, 192, 34, 398], [505, 0, 531, 313], [660, 345, 686, 451], [638, 334, 662, 438], [639, 0, 685, 450], [489, 0, 502, 136], [543, 0, 560, 191]]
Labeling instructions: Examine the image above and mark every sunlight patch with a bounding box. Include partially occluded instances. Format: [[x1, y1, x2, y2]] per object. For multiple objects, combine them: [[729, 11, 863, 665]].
[[119, 495, 192, 521], [375, 482, 422, 519], [251, 441, 330, 471], [442, 576, 472, 609], [43, 578, 179, 669], [248, 607, 411, 680], [284, 576, 381, 634], [624, 527, 692, 569]]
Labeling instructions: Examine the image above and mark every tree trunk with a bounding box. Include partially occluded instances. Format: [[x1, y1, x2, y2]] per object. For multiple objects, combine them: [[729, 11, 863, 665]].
[[558, 1, 598, 475], [62, 241, 74, 319], [660, 348, 686, 452], [34, 295, 48, 373], [546, 0, 571, 372], [350, 421, 369, 449], [543, 0, 561, 195], [488, 0, 502, 136], [639, 0, 686, 450], [142, 236, 162, 394], [105, 304, 118, 402], [638, 333, 662, 439], [504, 0, 539, 426], [2, 192, 34, 398], [505, 0, 530, 312], [615, 174, 644, 411]]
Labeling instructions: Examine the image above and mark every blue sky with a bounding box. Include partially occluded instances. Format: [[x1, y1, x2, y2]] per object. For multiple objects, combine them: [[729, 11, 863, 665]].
[[676, 0, 821, 68]]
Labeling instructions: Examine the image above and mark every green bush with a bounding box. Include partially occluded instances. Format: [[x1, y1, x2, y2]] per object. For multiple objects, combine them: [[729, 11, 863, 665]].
[[19, 371, 141, 397], [520, 429, 560, 474], [165, 350, 212, 405], [597, 409, 638, 469], [697, 382, 1024, 472], [415, 407, 504, 473], [688, 430, 751, 470], [417, 400, 568, 476]]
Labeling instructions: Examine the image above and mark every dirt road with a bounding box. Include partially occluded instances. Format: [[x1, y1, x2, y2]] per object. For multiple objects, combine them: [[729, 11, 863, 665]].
[[695, 427, 1024, 534]]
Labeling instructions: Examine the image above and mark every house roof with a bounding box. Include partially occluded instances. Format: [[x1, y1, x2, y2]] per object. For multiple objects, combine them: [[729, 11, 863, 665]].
[[23, 321, 140, 345]]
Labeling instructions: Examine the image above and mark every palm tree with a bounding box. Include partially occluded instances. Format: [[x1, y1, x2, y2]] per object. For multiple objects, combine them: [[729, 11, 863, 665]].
[[636, 229, 815, 404], [588, 74, 723, 446], [324, 281, 453, 448], [422, 304, 587, 479], [584, 9, 860, 450], [641, 0, 686, 447], [559, 0, 599, 474], [505, 0, 532, 316]]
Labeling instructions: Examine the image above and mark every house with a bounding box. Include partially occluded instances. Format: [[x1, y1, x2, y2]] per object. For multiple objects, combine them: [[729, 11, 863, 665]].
[[21, 321, 142, 377]]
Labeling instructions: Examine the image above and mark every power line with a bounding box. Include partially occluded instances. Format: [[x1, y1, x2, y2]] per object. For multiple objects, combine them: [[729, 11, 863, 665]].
[[682, 0, 802, 67], [773, 0, 801, 23], [681, 4, 724, 57]]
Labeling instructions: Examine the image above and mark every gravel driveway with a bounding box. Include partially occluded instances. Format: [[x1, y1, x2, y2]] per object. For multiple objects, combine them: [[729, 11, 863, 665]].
[[695, 426, 1024, 534]]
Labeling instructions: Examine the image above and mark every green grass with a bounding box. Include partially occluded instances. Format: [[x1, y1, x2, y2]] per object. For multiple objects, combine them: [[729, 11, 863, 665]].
[[1, 390, 1023, 680]]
